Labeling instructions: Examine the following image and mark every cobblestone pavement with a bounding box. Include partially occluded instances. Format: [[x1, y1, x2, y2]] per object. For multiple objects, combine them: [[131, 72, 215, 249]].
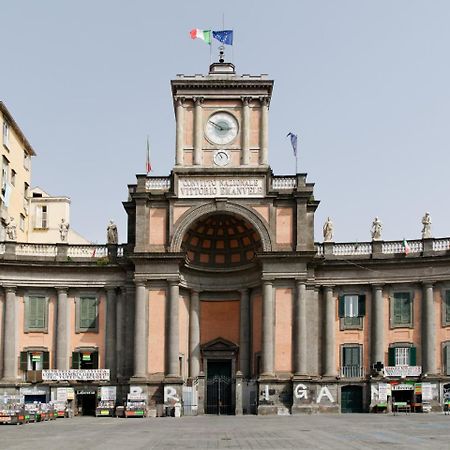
[[2, 414, 450, 450]]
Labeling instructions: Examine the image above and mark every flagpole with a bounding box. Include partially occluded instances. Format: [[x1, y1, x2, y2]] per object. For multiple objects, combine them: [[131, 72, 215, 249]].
[[295, 150, 298, 175]]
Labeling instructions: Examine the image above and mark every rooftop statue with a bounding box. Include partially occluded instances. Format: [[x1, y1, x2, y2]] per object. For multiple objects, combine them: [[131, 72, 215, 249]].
[[107, 220, 118, 244], [323, 217, 334, 242], [59, 218, 69, 242], [422, 212, 432, 239], [371, 217, 382, 241]]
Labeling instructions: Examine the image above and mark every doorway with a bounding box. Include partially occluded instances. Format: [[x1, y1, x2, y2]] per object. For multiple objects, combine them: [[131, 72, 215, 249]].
[[341, 385, 363, 413], [76, 393, 97, 416], [206, 360, 234, 415]]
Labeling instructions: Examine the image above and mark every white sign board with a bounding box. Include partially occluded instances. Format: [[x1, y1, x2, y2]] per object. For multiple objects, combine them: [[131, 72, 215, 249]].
[[383, 366, 421, 377], [42, 369, 110, 381], [422, 383, 433, 401], [378, 383, 388, 402], [100, 386, 116, 401], [177, 176, 265, 198]]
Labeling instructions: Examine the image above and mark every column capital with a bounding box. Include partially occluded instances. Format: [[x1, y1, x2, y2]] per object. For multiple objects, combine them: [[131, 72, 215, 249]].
[[259, 96, 269, 106], [193, 96, 204, 105], [56, 286, 69, 294], [167, 278, 180, 287], [422, 281, 434, 289], [322, 285, 334, 293], [262, 278, 274, 286], [134, 279, 146, 288], [175, 96, 185, 106], [4, 285, 16, 294], [105, 285, 119, 292], [241, 96, 252, 105]]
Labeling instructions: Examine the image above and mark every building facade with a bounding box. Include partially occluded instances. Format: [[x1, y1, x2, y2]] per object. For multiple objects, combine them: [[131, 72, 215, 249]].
[[1, 61, 450, 415]]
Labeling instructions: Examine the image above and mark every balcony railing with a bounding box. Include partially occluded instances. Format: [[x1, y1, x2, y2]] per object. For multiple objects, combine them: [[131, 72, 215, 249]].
[[340, 365, 364, 378], [145, 177, 171, 191], [272, 176, 297, 190]]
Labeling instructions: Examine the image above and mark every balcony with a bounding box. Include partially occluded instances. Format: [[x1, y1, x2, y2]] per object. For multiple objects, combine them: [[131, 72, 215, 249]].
[[383, 366, 422, 377], [25, 370, 43, 383], [340, 365, 364, 378]]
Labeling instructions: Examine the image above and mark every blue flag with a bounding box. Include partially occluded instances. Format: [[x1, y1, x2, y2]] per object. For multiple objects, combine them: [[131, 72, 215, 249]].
[[212, 30, 233, 45], [287, 132, 298, 156]]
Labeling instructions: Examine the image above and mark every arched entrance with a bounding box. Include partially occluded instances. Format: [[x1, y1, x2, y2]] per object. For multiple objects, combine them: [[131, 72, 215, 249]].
[[341, 385, 363, 413], [180, 212, 263, 415]]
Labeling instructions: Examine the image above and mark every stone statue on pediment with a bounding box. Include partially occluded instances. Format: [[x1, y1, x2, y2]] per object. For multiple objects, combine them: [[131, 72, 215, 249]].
[[422, 212, 432, 239], [107, 220, 118, 244], [59, 218, 69, 242], [371, 217, 382, 241], [323, 217, 334, 242], [5, 216, 16, 241]]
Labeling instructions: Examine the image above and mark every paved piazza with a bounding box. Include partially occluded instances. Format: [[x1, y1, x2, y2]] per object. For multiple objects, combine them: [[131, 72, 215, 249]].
[[2, 415, 450, 450]]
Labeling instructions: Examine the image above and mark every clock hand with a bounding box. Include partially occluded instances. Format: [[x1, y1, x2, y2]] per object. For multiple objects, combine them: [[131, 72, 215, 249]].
[[208, 120, 224, 131]]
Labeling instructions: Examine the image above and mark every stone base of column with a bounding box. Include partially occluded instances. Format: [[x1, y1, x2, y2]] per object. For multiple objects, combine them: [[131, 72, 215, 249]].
[[257, 378, 292, 416], [235, 371, 244, 415], [163, 379, 184, 417], [197, 372, 205, 415]]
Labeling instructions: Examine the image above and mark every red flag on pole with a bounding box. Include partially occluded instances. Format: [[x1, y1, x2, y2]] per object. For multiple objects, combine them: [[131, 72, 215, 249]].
[[146, 136, 152, 175]]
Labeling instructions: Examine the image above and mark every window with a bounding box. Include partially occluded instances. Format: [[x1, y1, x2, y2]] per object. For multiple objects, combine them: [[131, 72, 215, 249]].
[[10, 169, 16, 186], [19, 350, 49, 371], [443, 344, 450, 375], [338, 294, 365, 328], [341, 345, 362, 377], [24, 295, 48, 332], [34, 204, 48, 229], [392, 292, 412, 327], [1, 156, 9, 197], [72, 350, 99, 369], [24, 151, 31, 171], [2, 121, 10, 148], [443, 291, 450, 326], [388, 346, 416, 366], [19, 214, 25, 231], [76, 296, 98, 332]]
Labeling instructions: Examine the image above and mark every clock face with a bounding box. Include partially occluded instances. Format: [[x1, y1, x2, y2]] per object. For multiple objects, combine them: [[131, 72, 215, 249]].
[[205, 112, 239, 145], [213, 150, 230, 167]]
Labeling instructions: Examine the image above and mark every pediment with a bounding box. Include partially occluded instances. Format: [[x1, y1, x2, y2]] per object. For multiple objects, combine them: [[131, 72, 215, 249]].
[[201, 337, 238, 352]]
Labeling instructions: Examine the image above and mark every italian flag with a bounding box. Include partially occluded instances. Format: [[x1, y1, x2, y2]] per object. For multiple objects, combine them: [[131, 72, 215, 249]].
[[190, 29, 211, 45], [402, 238, 411, 255]]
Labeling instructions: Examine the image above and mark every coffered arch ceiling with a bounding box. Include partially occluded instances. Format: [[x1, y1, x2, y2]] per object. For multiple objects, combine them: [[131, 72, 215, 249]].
[[181, 213, 262, 270]]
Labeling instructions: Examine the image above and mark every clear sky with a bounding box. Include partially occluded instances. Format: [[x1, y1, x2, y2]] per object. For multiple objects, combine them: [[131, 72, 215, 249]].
[[1, 0, 449, 244]]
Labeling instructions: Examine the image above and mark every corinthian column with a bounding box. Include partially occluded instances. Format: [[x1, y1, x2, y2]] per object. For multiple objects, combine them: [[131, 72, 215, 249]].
[[239, 289, 250, 377], [3, 287, 17, 380], [371, 285, 384, 366], [133, 282, 147, 379], [259, 97, 269, 165], [166, 280, 180, 377], [323, 286, 337, 376], [193, 97, 203, 166], [261, 280, 274, 376], [189, 290, 200, 378], [105, 287, 117, 380], [422, 282, 436, 374], [294, 281, 307, 375], [175, 97, 184, 166], [241, 97, 251, 165], [56, 287, 69, 370]]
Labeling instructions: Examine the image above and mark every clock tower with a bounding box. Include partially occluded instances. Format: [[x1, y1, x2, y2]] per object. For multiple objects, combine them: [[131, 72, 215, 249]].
[[171, 57, 273, 169]]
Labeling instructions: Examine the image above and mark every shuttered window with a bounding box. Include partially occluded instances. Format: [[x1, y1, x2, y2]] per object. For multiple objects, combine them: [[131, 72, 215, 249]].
[[343, 346, 361, 366], [445, 291, 450, 325], [25, 296, 47, 331], [79, 297, 98, 330], [388, 346, 416, 366], [392, 292, 412, 326], [445, 345, 450, 376], [339, 295, 365, 328]]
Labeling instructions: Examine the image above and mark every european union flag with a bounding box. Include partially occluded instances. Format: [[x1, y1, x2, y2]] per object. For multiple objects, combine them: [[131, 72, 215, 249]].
[[212, 30, 233, 45]]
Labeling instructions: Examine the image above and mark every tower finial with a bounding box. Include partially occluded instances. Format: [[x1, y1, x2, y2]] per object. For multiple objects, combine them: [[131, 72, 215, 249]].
[[218, 45, 225, 63]]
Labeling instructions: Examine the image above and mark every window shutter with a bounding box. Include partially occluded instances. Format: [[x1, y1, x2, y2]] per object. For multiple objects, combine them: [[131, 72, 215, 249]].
[[92, 351, 99, 369], [72, 352, 80, 369], [36, 297, 45, 329], [43, 351, 50, 369], [409, 347, 417, 366], [88, 298, 97, 329], [393, 297, 402, 324], [20, 351, 28, 371], [388, 347, 395, 366], [403, 294, 412, 324], [80, 298, 89, 329], [358, 295, 366, 317], [28, 297, 37, 328], [338, 296, 345, 318], [446, 292, 450, 323], [446, 346, 450, 376]]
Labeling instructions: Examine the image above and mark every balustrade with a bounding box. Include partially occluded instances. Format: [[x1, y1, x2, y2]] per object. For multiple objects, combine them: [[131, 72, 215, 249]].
[[145, 177, 171, 191], [272, 177, 297, 190]]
